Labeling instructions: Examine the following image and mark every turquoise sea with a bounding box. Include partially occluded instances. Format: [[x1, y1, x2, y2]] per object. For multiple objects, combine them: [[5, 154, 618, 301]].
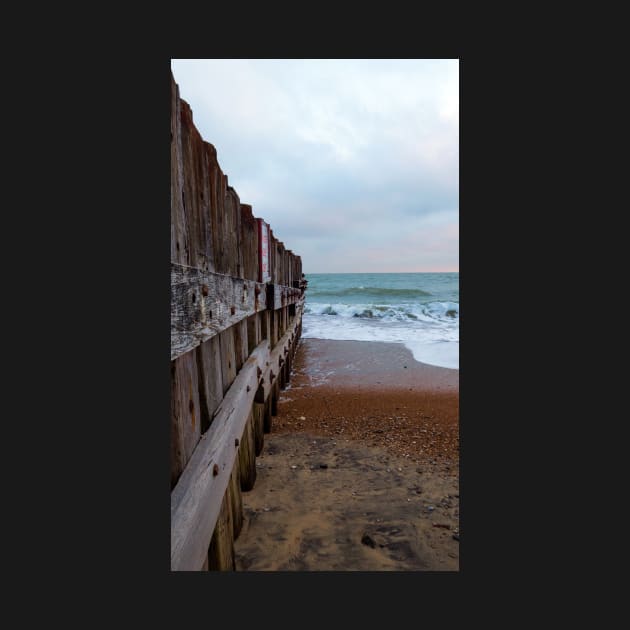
[[302, 272, 459, 369]]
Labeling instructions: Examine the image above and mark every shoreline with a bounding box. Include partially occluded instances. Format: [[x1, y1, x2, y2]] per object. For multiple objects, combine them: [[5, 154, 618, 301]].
[[234, 338, 460, 571]]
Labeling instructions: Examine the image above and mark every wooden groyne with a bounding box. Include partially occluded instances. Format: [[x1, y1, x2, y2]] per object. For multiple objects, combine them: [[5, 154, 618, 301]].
[[170, 71, 306, 571]]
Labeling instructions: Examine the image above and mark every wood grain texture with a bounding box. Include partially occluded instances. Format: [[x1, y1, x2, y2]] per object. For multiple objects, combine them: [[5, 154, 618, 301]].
[[171, 74, 187, 265], [219, 328, 236, 396], [171, 341, 270, 571], [229, 463, 243, 540], [196, 335, 223, 433], [171, 351, 201, 489], [238, 411, 257, 492], [207, 489, 234, 571], [253, 401, 264, 456], [171, 264, 274, 360]]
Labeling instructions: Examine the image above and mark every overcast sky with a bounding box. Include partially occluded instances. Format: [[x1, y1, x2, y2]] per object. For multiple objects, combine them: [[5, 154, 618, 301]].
[[171, 59, 458, 273]]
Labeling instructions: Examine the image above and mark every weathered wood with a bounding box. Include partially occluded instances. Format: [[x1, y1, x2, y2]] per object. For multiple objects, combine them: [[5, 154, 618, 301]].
[[240, 203, 259, 282], [171, 74, 187, 265], [171, 341, 270, 571], [225, 186, 243, 278], [260, 310, 270, 343], [180, 99, 215, 272], [229, 463, 243, 539], [207, 490, 234, 571], [196, 335, 223, 433], [263, 395, 272, 434], [233, 319, 248, 372], [171, 264, 273, 360], [171, 263, 300, 361], [171, 351, 201, 489], [246, 313, 261, 355], [271, 380, 279, 416], [238, 411, 257, 491], [253, 400, 264, 456], [257, 299, 304, 403], [219, 328, 236, 396]]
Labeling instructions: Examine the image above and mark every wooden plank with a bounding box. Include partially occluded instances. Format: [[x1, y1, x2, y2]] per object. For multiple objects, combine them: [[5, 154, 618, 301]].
[[233, 319, 248, 372], [196, 335, 223, 433], [238, 411, 257, 491], [246, 313, 260, 355], [219, 328, 236, 396], [180, 99, 215, 272], [207, 489, 234, 571], [257, 300, 304, 403], [171, 263, 273, 360], [171, 340, 271, 571], [260, 310, 270, 342], [253, 400, 264, 456], [229, 463, 243, 540], [240, 204, 259, 282], [171, 351, 201, 489], [263, 395, 272, 434], [171, 74, 188, 265]]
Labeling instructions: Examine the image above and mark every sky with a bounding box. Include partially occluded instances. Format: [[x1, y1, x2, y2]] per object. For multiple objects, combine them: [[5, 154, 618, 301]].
[[171, 59, 458, 274]]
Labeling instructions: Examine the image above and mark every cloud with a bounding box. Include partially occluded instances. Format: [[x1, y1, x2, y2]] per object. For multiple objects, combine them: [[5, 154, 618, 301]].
[[171, 59, 458, 272]]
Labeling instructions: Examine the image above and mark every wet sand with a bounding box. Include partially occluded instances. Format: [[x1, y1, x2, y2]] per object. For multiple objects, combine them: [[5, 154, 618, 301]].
[[234, 338, 459, 571]]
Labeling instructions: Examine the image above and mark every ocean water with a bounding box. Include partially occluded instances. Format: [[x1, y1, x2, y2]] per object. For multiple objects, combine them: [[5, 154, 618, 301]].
[[302, 272, 459, 369]]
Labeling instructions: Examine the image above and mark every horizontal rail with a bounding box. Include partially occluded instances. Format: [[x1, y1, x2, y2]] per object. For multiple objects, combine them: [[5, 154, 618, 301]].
[[171, 263, 302, 361], [170, 303, 304, 571]]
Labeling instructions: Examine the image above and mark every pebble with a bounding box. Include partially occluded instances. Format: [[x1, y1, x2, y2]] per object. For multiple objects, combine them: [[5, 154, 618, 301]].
[[299, 416, 306, 420], [290, 465, 297, 469]]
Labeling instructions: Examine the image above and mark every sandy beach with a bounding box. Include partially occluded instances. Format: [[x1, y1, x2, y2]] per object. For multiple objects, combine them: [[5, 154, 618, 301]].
[[233, 338, 459, 571]]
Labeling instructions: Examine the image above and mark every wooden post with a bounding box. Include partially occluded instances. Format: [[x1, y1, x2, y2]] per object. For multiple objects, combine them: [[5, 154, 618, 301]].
[[219, 328, 236, 395], [196, 336, 223, 433], [207, 491, 235, 571], [229, 463, 243, 540], [233, 319, 248, 372], [238, 410, 257, 491], [263, 394, 272, 433], [171, 351, 201, 489], [253, 397, 265, 456]]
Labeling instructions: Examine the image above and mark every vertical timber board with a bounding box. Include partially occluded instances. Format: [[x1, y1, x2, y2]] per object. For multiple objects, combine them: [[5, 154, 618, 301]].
[[229, 463, 243, 540], [238, 410, 257, 491], [206, 142, 226, 275], [233, 320, 248, 372], [263, 390, 273, 433], [207, 490, 235, 571], [246, 314, 259, 355], [171, 74, 187, 265], [180, 99, 213, 272], [260, 311, 270, 343], [253, 400, 264, 456], [240, 204, 259, 282], [225, 186, 243, 278], [170, 351, 201, 489], [196, 335, 223, 434], [219, 328, 236, 396]]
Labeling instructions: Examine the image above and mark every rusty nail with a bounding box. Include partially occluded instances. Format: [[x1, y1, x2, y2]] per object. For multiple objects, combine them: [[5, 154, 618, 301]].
[[201, 284, 209, 296], [213, 464, 219, 477]]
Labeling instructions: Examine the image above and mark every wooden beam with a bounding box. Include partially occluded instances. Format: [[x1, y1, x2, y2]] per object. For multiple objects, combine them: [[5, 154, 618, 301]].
[[171, 263, 301, 360], [171, 339, 271, 571]]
